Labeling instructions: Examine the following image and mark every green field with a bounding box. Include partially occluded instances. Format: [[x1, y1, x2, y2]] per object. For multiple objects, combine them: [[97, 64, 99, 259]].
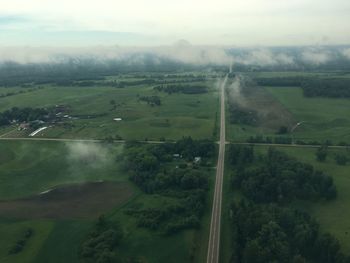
[[266, 87, 350, 144]]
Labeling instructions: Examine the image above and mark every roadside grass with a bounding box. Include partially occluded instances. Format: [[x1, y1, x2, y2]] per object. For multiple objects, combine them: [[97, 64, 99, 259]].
[[266, 86, 350, 143]]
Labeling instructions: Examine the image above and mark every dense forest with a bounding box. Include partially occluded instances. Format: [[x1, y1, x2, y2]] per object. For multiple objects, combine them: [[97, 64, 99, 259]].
[[227, 145, 348, 263]]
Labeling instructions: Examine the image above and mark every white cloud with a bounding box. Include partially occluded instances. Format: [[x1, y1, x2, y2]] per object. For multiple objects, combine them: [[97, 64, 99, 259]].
[[301, 49, 332, 65], [235, 49, 294, 66], [342, 48, 350, 59], [0, 45, 234, 65]]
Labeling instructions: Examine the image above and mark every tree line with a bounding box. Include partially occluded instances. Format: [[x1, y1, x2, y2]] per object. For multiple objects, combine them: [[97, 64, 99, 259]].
[[301, 79, 350, 98], [254, 77, 305, 87], [153, 84, 208, 94]]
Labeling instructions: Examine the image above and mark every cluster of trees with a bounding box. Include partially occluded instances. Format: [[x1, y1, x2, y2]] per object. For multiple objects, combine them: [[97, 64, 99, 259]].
[[301, 79, 350, 98], [8, 228, 33, 255], [0, 87, 43, 99], [155, 73, 206, 80], [230, 201, 350, 263], [125, 190, 205, 235], [335, 153, 348, 165], [138, 96, 161, 106], [228, 103, 258, 126], [316, 146, 349, 165], [80, 216, 123, 263], [228, 146, 348, 262], [124, 138, 214, 193], [153, 84, 208, 94], [230, 146, 337, 203], [122, 138, 214, 234], [172, 136, 216, 160], [316, 146, 329, 162], [0, 107, 49, 126], [247, 135, 293, 144]]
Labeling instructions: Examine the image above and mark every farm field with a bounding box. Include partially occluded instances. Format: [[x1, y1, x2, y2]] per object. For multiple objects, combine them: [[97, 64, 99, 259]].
[[0, 74, 219, 141], [0, 139, 215, 262]]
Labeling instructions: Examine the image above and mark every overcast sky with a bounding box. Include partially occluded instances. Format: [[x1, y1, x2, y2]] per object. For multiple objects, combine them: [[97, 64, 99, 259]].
[[1, 0, 350, 46]]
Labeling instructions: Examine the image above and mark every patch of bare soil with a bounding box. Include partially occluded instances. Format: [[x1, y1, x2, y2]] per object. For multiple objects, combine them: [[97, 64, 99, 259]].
[[0, 182, 134, 219]]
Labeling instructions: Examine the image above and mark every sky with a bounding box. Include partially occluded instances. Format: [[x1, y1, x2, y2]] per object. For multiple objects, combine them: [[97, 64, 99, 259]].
[[0, 0, 350, 46]]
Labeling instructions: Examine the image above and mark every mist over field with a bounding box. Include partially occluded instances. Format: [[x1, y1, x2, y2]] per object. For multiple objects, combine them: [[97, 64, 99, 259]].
[[66, 142, 113, 168], [1, 44, 350, 69]]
